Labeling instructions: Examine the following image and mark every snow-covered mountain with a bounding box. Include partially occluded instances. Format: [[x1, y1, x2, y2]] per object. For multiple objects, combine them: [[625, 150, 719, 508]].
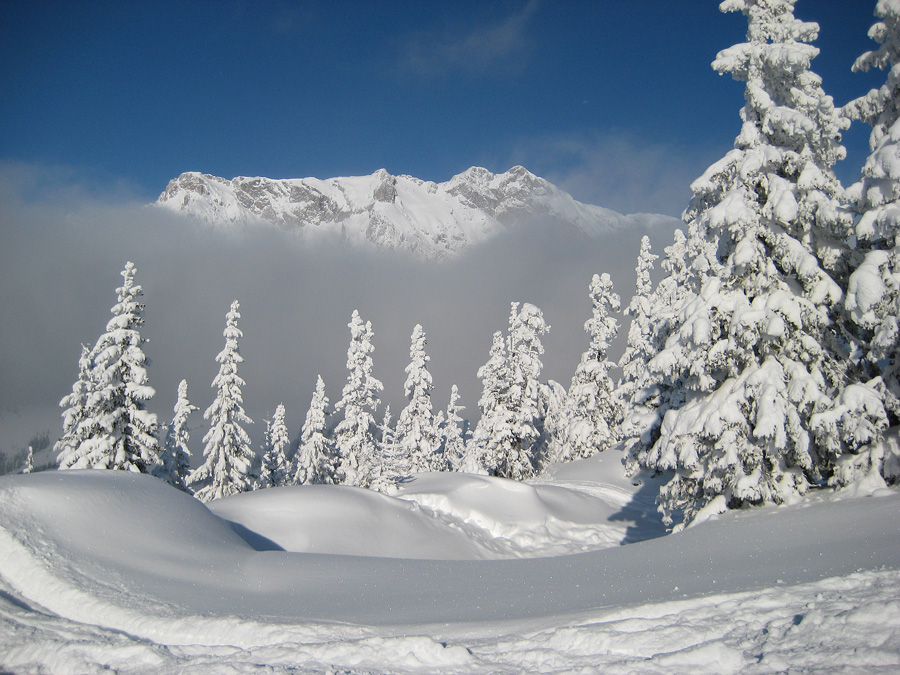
[[155, 166, 676, 259]]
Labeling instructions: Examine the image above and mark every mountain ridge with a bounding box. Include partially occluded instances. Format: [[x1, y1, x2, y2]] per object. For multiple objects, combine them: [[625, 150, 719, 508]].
[[155, 165, 677, 260]]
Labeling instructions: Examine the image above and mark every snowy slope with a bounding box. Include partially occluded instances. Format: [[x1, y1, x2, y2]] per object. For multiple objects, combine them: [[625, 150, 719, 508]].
[[154, 166, 677, 259], [0, 458, 898, 674]]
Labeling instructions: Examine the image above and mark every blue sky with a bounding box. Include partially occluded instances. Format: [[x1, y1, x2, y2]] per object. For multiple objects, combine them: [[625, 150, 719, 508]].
[[0, 1, 886, 216]]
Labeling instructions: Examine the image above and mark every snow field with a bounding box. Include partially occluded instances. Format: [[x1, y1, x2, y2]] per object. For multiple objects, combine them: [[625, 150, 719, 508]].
[[0, 460, 899, 673]]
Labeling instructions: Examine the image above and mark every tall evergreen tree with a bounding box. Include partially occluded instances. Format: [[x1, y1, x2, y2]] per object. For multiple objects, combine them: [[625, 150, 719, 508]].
[[294, 375, 339, 485], [559, 273, 623, 461], [56, 262, 159, 472], [395, 324, 442, 473], [189, 301, 255, 502], [259, 403, 290, 488], [154, 379, 197, 491], [333, 310, 383, 488], [629, 0, 885, 528], [840, 0, 900, 482]]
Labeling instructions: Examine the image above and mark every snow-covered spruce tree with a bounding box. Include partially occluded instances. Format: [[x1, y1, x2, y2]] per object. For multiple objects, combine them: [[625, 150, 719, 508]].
[[333, 310, 383, 488], [23, 447, 33, 474], [189, 301, 256, 502], [471, 303, 551, 480], [620, 231, 696, 474], [154, 379, 198, 492], [442, 384, 469, 471], [259, 403, 290, 489], [843, 0, 900, 424], [54, 344, 94, 468], [558, 273, 623, 461], [629, 0, 886, 528], [293, 375, 339, 485], [617, 237, 660, 455], [395, 324, 443, 473], [370, 405, 409, 492], [839, 0, 900, 483], [470, 331, 513, 475], [57, 262, 160, 472]]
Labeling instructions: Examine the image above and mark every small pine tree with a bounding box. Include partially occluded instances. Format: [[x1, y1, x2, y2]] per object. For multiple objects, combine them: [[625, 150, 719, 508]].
[[559, 273, 623, 461], [56, 262, 159, 472], [442, 385, 469, 471], [189, 301, 255, 502], [23, 447, 34, 474], [154, 379, 198, 492], [259, 403, 290, 488], [294, 375, 339, 485], [333, 310, 383, 488], [370, 405, 409, 493], [395, 324, 442, 473], [54, 344, 94, 467], [470, 330, 514, 476]]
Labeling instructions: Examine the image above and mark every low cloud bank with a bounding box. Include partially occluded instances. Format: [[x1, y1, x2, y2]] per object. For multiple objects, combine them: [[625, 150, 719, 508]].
[[0, 165, 679, 455]]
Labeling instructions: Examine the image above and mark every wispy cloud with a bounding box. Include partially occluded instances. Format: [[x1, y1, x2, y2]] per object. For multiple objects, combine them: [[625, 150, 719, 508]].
[[400, 0, 541, 77]]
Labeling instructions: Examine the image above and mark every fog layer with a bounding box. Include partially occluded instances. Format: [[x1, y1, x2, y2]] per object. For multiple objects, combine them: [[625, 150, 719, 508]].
[[0, 171, 678, 454]]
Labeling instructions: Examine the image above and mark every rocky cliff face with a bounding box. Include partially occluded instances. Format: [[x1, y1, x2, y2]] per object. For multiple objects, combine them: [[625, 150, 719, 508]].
[[155, 166, 674, 260]]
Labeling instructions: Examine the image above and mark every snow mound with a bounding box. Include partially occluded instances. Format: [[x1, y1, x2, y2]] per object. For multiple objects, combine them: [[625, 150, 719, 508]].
[[208, 484, 496, 559], [394, 471, 642, 556]]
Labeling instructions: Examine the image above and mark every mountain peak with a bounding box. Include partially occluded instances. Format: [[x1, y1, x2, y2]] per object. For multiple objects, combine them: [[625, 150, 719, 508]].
[[154, 167, 675, 260]]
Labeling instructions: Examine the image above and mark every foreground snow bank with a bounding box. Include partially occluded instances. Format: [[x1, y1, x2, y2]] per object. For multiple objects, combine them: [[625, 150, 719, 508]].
[[209, 468, 662, 560], [0, 465, 898, 673]]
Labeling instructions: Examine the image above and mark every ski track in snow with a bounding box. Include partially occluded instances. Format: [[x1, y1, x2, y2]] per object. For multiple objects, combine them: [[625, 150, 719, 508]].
[[0, 459, 898, 674], [1, 570, 898, 674]]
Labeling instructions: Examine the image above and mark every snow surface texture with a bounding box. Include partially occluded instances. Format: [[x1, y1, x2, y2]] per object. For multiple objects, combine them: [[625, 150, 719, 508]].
[[154, 166, 676, 259], [1, 457, 898, 674]]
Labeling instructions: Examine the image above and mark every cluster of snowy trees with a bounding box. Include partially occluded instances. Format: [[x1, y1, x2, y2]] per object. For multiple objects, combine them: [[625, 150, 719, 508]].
[[53, 0, 900, 527]]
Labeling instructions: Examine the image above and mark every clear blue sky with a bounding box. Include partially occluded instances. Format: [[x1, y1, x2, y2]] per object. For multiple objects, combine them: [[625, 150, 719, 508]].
[[0, 1, 887, 215]]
